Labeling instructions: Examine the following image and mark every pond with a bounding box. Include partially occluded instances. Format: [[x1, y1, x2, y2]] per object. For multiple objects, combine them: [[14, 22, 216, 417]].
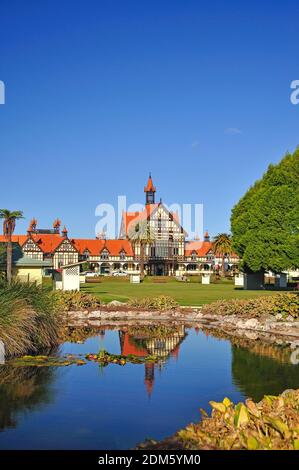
[[0, 323, 299, 449]]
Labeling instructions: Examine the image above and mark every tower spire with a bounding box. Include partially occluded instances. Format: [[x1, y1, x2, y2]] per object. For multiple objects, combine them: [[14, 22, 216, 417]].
[[144, 173, 156, 205]]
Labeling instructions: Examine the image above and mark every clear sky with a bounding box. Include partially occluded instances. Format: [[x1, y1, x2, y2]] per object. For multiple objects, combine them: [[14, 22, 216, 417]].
[[0, 0, 298, 238]]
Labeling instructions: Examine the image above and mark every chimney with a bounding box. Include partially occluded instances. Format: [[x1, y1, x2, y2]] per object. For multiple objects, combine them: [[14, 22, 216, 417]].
[[53, 218, 61, 234], [204, 231, 210, 242], [27, 218, 37, 235]]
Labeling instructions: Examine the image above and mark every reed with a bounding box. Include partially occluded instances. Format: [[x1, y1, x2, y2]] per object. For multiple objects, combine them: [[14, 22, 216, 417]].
[[0, 280, 61, 356]]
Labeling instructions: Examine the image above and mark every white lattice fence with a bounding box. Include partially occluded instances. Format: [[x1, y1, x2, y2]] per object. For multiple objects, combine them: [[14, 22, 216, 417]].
[[62, 265, 80, 291]]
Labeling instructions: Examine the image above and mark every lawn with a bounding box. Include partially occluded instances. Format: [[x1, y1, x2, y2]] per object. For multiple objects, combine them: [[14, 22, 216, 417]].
[[81, 277, 278, 306]]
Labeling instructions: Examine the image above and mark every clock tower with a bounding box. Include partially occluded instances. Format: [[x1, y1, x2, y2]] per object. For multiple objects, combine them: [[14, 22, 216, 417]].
[[144, 173, 156, 205]]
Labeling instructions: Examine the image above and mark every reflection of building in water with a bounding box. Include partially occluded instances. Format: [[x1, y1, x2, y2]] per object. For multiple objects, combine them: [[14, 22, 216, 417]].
[[144, 325, 186, 358], [144, 362, 155, 397], [119, 325, 186, 397]]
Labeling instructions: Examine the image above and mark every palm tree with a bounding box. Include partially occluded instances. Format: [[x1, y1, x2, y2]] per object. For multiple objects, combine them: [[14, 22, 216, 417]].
[[212, 233, 233, 277], [128, 219, 154, 278], [0, 209, 24, 284]]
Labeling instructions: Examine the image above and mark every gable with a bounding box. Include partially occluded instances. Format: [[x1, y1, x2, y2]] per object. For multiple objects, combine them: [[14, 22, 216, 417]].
[[148, 204, 186, 235], [121, 203, 187, 238], [22, 238, 43, 252], [54, 238, 78, 253]]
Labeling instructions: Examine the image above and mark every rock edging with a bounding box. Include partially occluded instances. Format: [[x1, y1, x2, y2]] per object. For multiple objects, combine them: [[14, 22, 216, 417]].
[[65, 307, 299, 345]]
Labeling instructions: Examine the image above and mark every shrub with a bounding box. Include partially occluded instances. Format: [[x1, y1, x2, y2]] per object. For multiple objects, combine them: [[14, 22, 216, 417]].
[[54, 290, 101, 311], [201, 293, 299, 319], [127, 295, 179, 311], [177, 390, 299, 450]]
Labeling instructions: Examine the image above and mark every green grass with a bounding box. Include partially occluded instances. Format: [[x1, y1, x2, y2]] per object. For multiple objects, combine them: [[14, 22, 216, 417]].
[[81, 277, 278, 306]]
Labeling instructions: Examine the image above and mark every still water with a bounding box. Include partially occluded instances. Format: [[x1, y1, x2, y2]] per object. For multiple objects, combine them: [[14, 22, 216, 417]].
[[0, 324, 298, 449]]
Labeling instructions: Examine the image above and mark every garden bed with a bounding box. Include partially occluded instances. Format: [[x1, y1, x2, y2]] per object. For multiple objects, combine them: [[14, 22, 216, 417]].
[[137, 389, 299, 450]]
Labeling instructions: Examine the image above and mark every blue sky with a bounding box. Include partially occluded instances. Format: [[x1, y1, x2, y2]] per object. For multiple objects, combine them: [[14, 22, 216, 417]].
[[0, 0, 298, 238]]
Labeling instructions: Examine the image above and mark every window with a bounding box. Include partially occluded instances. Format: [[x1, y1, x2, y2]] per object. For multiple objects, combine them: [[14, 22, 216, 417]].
[[119, 250, 126, 260], [100, 249, 109, 260], [191, 251, 197, 261], [154, 241, 169, 258], [83, 250, 90, 260]]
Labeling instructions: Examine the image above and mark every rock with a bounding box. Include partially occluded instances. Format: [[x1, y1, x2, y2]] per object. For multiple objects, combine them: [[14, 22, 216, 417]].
[[243, 318, 259, 330], [195, 312, 203, 318], [87, 311, 102, 319], [275, 313, 283, 321], [286, 315, 294, 322], [236, 320, 245, 329], [281, 389, 295, 397], [70, 311, 86, 319], [263, 320, 274, 332], [244, 331, 259, 340]]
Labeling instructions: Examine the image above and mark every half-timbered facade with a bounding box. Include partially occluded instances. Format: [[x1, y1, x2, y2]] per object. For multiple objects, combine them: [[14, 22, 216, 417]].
[[183, 235, 239, 274], [13, 221, 80, 269], [3, 175, 240, 276], [119, 175, 187, 275], [71, 238, 137, 275]]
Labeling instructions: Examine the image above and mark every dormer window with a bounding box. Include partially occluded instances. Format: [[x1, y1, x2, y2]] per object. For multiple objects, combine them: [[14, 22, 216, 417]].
[[191, 251, 197, 261], [83, 249, 90, 260], [119, 250, 126, 260], [100, 249, 109, 260]]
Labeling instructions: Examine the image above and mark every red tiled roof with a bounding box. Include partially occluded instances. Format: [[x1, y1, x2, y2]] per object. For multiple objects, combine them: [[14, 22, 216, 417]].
[[124, 211, 142, 234], [185, 240, 213, 256], [72, 238, 134, 256], [0, 235, 28, 245], [122, 205, 157, 236], [0, 233, 133, 256], [0, 233, 69, 253], [30, 234, 66, 253], [185, 240, 239, 258]]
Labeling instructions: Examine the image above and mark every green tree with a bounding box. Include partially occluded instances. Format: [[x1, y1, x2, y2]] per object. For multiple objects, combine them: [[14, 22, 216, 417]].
[[212, 233, 233, 277], [231, 149, 299, 273], [0, 209, 24, 284]]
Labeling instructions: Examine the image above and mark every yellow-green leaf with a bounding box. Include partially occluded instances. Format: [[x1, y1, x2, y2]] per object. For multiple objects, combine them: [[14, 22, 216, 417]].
[[223, 397, 232, 407], [234, 403, 250, 428], [209, 401, 226, 413], [264, 416, 291, 438], [247, 436, 259, 450], [293, 439, 299, 450], [264, 395, 278, 405]]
